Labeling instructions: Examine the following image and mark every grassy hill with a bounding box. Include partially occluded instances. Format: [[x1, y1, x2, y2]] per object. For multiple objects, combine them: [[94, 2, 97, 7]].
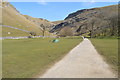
[[52, 20, 64, 25], [2, 27, 29, 37], [23, 15, 54, 30], [2, 2, 53, 37]]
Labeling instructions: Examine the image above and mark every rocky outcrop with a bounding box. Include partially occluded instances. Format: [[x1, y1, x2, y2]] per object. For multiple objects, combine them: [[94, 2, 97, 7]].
[[51, 5, 118, 37]]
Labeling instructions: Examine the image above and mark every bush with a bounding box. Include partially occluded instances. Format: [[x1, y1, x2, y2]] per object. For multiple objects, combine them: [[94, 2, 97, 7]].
[[29, 32, 36, 36], [59, 27, 74, 37]]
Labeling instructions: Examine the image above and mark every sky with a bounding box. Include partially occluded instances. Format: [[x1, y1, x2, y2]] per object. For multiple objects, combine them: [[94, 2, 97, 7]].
[[10, 2, 118, 21]]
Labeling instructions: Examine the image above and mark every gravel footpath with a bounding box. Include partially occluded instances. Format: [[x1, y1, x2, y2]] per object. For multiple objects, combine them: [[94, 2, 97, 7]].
[[40, 38, 116, 78]]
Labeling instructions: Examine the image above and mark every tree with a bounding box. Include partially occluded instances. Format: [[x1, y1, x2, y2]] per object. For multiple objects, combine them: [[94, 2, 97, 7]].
[[40, 24, 46, 37], [110, 15, 118, 36], [106, 14, 118, 36], [87, 18, 96, 38], [59, 27, 73, 37]]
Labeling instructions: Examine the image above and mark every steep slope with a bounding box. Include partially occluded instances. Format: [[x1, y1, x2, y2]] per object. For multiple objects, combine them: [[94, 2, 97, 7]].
[[2, 27, 29, 37], [2, 2, 53, 37], [51, 5, 118, 37], [2, 2, 42, 36]]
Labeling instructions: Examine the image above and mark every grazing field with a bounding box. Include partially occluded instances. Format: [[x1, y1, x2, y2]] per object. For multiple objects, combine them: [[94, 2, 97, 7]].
[[3, 37, 82, 78], [90, 38, 118, 74]]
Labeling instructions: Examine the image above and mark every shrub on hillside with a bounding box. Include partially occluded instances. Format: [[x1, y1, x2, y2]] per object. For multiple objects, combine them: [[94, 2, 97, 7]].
[[29, 32, 36, 36], [59, 27, 74, 37]]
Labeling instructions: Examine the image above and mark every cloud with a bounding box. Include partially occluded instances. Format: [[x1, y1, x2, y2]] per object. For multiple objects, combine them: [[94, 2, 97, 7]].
[[90, 0, 96, 3], [38, 0, 47, 5], [80, 1, 96, 9]]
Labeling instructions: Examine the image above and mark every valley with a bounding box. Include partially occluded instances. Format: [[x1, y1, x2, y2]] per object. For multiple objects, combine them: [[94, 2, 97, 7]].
[[1, 1, 119, 78]]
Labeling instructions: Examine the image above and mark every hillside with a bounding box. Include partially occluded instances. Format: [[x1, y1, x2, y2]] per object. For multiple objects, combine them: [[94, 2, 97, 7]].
[[23, 15, 54, 30], [52, 20, 64, 25], [2, 2, 53, 37], [51, 5, 118, 37]]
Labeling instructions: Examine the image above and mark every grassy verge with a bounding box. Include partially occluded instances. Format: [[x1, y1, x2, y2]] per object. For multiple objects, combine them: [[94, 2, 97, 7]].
[[3, 37, 82, 78], [90, 38, 118, 74]]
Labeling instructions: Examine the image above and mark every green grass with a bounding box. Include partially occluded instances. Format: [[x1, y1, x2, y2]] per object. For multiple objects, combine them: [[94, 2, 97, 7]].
[[2, 27, 29, 37], [90, 38, 118, 73], [3, 37, 82, 78]]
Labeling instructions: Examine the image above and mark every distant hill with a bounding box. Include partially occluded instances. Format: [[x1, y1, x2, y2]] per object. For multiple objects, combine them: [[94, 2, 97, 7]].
[[23, 15, 55, 30], [52, 20, 64, 25], [2, 2, 53, 37], [51, 5, 118, 37]]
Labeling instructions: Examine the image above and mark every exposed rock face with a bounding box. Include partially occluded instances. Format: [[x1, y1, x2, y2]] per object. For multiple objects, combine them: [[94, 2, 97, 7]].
[[65, 8, 96, 20], [51, 5, 118, 37]]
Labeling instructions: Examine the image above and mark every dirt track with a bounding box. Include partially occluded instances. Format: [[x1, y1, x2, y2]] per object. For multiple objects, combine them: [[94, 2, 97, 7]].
[[40, 38, 116, 78]]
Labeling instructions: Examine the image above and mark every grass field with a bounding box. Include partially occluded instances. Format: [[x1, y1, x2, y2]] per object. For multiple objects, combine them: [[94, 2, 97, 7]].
[[3, 37, 82, 78], [90, 38, 118, 74]]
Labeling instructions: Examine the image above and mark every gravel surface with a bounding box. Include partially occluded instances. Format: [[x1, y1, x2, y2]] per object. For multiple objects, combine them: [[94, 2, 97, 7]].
[[40, 38, 116, 78]]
